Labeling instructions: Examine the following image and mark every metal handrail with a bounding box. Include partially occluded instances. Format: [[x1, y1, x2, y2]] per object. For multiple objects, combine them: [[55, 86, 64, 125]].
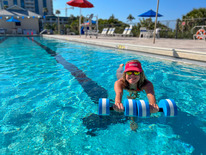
[[191, 25, 206, 34], [40, 29, 47, 34]]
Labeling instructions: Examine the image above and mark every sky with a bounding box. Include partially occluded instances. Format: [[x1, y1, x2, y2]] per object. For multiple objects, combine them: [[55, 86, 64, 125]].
[[53, 0, 206, 24]]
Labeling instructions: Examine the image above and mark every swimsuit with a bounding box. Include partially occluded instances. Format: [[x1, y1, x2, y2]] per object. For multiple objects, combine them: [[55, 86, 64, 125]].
[[126, 87, 141, 99]]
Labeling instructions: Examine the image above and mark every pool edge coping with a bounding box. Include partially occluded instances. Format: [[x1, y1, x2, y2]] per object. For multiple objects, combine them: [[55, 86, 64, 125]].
[[42, 35, 206, 66]]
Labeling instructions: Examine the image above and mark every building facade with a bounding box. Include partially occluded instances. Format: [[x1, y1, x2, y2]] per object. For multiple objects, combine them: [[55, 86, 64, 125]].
[[0, 5, 42, 34], [0, 0, 53, 16]]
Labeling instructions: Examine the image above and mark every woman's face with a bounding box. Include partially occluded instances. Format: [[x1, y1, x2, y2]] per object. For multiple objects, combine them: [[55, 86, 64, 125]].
[[126, 72, 140, 84]]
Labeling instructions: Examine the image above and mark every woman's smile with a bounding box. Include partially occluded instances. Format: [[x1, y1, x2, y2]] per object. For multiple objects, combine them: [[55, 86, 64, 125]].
[[126, 75, 140, 84]]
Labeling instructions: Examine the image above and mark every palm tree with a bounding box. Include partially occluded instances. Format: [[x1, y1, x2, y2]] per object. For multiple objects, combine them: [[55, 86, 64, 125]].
[[55, 10, 61, 34], [41, 8, 48, 31], [108, 14, 119, 27], [3, 5, 8, 9], [109, 14, 115, 20], [43, 7, 48, 16], [127, 14, 135, 24]]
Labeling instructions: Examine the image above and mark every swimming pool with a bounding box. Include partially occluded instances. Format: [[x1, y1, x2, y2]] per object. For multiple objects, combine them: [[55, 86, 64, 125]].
[[0, 37, 205, 154]]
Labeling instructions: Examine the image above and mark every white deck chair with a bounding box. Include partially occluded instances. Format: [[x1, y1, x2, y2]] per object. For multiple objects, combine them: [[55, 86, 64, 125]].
[[100, 28, 105, 35], [17, 28, 22, 34], [139, 27, 148, 38], [115, 27, 128, 37], [100, 28, 107, 35], [103, 28, 108, 35], [122, 27, 128, 36], [125, 26, 133, 37], [155, 28, 161, 38], [145, 30, 153, 38], [106, 28, 113, 35], [108, 28, 115, 36], [0, 28, 6, 34], [88, 29, 99, 38]]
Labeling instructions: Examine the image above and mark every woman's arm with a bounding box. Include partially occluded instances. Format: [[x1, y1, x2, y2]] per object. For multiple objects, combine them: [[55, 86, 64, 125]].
[[116, 64, 124, 79], [113, 80, 124, 112], [143, 80, 159, 113]]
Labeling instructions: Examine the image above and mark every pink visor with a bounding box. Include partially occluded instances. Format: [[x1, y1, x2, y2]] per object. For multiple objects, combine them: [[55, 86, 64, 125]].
[[124, 62, 142, 72]]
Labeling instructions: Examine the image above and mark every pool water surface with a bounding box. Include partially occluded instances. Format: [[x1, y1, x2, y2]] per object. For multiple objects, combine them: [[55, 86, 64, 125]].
[[0, 37, 206, 154]]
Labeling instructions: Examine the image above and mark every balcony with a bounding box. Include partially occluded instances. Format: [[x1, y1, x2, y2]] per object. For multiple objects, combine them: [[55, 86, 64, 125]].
[[25, 1, 34, 4]]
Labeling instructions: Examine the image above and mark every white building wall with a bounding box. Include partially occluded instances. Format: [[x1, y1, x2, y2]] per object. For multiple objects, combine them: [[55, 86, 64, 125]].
[[0, 17, 39, 34]]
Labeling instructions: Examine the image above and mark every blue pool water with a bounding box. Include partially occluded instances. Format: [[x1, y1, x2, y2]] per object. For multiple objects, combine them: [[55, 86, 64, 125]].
[[0, 37, 206, 154]]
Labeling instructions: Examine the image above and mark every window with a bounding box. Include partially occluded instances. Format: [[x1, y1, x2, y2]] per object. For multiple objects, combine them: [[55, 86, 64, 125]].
[[3, 1, 8, 5], [21, 0, 25, 8], [43, 0, 47, 8], [34, 0, 39, 14], [13, 0, 17, 5], [16, 22, 21, 26]]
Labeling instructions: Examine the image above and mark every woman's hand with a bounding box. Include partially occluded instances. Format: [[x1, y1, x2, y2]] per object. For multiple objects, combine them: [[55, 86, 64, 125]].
[[149, 104, 159, 113], [113, 103, 124, 112]]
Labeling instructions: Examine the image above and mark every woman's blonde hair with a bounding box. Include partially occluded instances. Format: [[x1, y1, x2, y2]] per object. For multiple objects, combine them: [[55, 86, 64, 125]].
[[121, 60, 146, 90]]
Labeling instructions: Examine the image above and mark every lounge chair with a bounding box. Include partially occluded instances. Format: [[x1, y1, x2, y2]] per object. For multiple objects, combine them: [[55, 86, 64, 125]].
[[106, 28, 113, 35], [155, 28, 161, 38], [139, 27, 148, 38], [124, 25, 133, 37], [107, 28, 115, 36], [87, 29, 99, 38], [100, 28, 108, 36], [114, 27, 128, 37], [100, 28, 105, 34], [0, 28, 6, 34], [110, 28, 116, 36], [17, 28, 22, 34], [139, 27, 154, 38], [145, 30, 153, 38]]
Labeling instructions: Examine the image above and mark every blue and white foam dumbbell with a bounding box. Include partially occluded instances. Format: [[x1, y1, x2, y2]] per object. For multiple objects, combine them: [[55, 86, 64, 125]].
[[124, 99, 137, 117], [136, 100, 150, 117], [136, 99, 178, 117], [98, 98, 178, 117], [98, 98, 110, 115], [158, 99, 177, 116], [98, 98, 137, 117]]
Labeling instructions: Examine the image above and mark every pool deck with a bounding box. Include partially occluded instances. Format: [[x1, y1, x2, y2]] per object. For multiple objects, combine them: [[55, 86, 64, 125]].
[[43, 34, 206, 65]]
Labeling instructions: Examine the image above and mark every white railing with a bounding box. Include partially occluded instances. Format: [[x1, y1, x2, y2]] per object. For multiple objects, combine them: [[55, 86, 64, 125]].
[[191, 25, 206, 34], [40, 29, 47, 34]]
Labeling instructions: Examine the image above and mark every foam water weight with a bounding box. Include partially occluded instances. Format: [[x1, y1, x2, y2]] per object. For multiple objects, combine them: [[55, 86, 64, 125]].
[[98, 98, 178, 117]]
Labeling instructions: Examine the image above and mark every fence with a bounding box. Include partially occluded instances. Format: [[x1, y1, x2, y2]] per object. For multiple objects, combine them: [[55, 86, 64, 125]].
[[54, 17, 206, 39], [97, 18, 206, 39]]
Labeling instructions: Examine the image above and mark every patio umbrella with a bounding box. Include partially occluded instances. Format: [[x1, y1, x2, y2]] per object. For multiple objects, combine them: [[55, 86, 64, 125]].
[[138, 8, 162, 44], [138, 9, 162, 28], [138, 9, 162, 17], [66, 0, 94, 36]]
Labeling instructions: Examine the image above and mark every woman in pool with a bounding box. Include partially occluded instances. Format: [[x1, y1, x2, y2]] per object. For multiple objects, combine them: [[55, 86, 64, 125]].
[[113, 59, 159, 115]]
